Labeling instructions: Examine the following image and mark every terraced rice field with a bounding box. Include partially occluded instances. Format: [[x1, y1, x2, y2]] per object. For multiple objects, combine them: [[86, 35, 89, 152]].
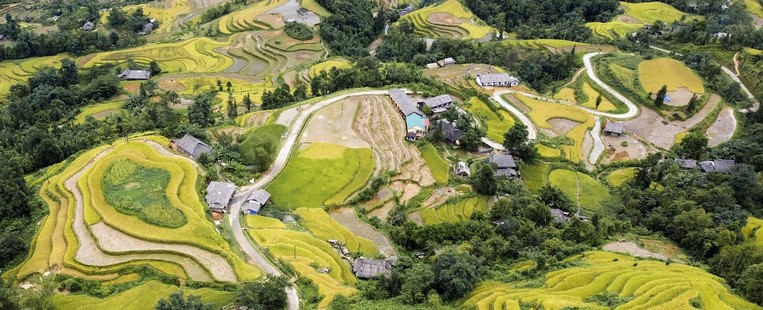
[[12, 136, 260, 284], [78, 37, 234, 73], [512, 94, 595, 163], [266, 143, 375, 208], [0, 54, 67, 97], [295, 208, 378, 255], [537, 144, 562, 158], [74, 101, 125, 124], [503, 39, 588, 50], [638, 58, 705, 94], [465, 97, 515, 143], [52, 280, 235, 310], [400, 0, 493, 39], [586, 21, 643, 39], [419, 195, 488, 225], [522, 163, 550, 193], [222, 30, 325, 76], [743, 216, 763, 246], [463, 251, 761, 310], [218, 0, 289, 34], [117, 0, 194, 33], [620, 1, 702, 24], [606, 167, 637, 187], [419, 143, 449, 185], [549, 169, 612, 211], [247, 215, 357, 308], [309, 59, 352, 78], [163, 75, 274, 105], [555, 81, 618, 112]]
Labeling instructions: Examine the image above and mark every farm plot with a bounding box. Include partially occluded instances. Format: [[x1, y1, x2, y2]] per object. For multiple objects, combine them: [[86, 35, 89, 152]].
[[620, 1, 702, 24], [247, 215, 357, 308], [606, 167, 636, 187], [52, 280, 234, 310], [554, 78, 619, 112], [463, 251, 761, 310], [418, 195, 488, 226], [743, 216, 763, 246], [549, 169, 612, 212], [74, 101, 125, 124], [400, 0, 493, 39], [464, 97, 515, 143], [512, 94, 595, 163], [116, 0, 194, 34], [12, 137, 260, 284], [522, 163, 550, 193], [218, 0, 289, 34], [638, 58, 704, 106], [586, 21, 643, 39], [78, 37, 234, 73], [159, 74, 274, 107], [220, 30, 324, 77], [0, 54, 67, 97], [300, 97, 369, 148], [266, 143, 375, 208], [295, 208, 378, 256], [330, 208, 398, 257], [309, 59, 352, 78]]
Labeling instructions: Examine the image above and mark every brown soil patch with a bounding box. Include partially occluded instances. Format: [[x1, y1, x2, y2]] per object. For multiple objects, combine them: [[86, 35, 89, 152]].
[[428, 13, 462, 26], [421, 187, 458, 209], [91, 110, 120, 120], [582, 130, 593, 169], [505, 94, 532, 113], [295, 51, 313, 61], [369, 201, 395, 221], [330, 208, 398, 257], [623, 94, 720, 149], [211, 212, 225, 220], [246, 111, 272, 127], [706, 105, 737, 147], [423, 64, 501, 88], [157, 79, 187, 93], [615, 14, 641, 24], [600, 134, 651, 164], [664, 87, 696, 107], [123, 83, 141, 94], [361, 186, 395, 211], [300, 98, 369, 148], [602, 241, 668, 261], [258, 14, 285, 29], [548, 118, 581, 136], [408, 211, 424, 226], [124, 182, 140, 190]]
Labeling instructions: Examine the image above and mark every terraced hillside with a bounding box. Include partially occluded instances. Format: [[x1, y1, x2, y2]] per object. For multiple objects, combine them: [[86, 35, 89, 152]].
[[400, 0, 493, 39], [247, 215, 357, 308], [587, 2, 701, 39], [419, 195, 488, 225], [11, 136, 260, 283], [463, 251, 762, 310], [218, 0, 289, 34], [0, 54, 67, 97], [78, 37, 234, 73], [221, 30, 324, 76], [295, 208, 378, 255], [53, 280, 235, 309]]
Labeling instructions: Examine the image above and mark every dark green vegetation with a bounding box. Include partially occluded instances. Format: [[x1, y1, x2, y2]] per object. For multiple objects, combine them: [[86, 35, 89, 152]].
[[316, 0, 381, 57], [239, 124, 287, 172], [284, 22, 314, 41], [103, 159, 186, 228]]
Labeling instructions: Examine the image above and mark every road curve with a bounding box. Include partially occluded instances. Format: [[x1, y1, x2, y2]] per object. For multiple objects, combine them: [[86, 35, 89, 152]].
[[721, 66, 760, 113], [582, 52, 640, 119], [228, 90, 393, 310], [492, 90, 538, 140], [589, 117, 604, 165]]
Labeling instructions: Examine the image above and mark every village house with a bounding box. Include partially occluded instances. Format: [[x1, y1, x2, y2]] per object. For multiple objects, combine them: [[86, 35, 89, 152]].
[[698, 159, 735, 174], [242, 189, 271, 215], [488, 154, 518, 178], [435, 119, 464, 145], [173, 134, 212, 160], [205, 182, 236, 213], [550, 208, 571, 224], [420, 94, 454, 115], [139, 22, 155, 35], [118, 69, 152, 80], [425, 63, 439, 69], [398, 4, 414, 17], [0, 35, 5, 41], [453, 161, 471, 177], [675, 158, 698, 169], [603, 122, 624, 137], [353, 258, 392, 279], [476, 73, 520, 87], [389, 89, 429, 141], [437, 57, 456, 67], [81, 21, 95, 31]]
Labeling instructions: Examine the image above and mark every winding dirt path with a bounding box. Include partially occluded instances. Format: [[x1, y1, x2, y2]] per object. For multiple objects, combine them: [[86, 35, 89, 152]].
[[66, 145, 237, 282]]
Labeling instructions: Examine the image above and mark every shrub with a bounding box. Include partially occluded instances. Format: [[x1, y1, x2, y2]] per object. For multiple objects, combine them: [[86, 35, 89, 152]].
[[284, 22, 314, 41]]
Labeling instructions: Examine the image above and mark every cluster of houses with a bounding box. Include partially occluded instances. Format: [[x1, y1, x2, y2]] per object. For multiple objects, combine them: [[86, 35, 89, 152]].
[[388, 89, 457, 141], [82, 18, 156, 34], [676, 158, 735, 174]]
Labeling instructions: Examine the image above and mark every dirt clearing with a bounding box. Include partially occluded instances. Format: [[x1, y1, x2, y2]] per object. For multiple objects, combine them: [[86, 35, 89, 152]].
[[706, 105, 737, 147], [548, 118, 581, 136], [428, 13, 461, 25], [330, 208, 398, 257], [300, 98, 369, 148], [600, 134, 652, 164], [603, 241, 667, 261], [664, 87, 695, 107]]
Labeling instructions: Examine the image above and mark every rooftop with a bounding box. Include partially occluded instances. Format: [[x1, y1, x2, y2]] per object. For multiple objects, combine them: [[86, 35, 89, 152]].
[[488, 154, 517, 169], [698, 159, 735, 174], [246, 189, 271, 205], [437, 119, 463, 143], [175, 134, 211, 159], [205, 182, 236, 209], [422, 94, 454, 109], [604, 122, 624, 134], [353, 258, 392, 279], [118, 69, 152, 80], [389, 89, 423, 116], [478, 73, 519, 84]]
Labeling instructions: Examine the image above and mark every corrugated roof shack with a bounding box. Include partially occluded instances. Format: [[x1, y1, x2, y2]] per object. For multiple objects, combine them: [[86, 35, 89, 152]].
[[353, 258, 392, 279], [205, 182, 236, 213], [173, 134, 212, 160]]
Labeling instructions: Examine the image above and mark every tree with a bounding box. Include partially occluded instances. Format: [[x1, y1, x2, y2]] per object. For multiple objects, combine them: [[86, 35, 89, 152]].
[[473, 163, 497, 195], [226, 81, 232, 92], [433, 252, 481, 302], [686, 94, 699, 113], [155, 292, 215, 310], [654, 85, 668, 107], [236, 276, 288, 310], [400, 263, 435, 304], [539, 185, 575, 212], [188, 92, 214, 127], [149, 60, 161, 75], [740, 263, 763, 304], [503, 123, 538, 161], [58, 58, 78, 86], [595, 95, 602, 109], [676, 131, 707, 159], [227, 93, 238, 120], [243, 93, 253, 112], [216, 80, 223, 91]]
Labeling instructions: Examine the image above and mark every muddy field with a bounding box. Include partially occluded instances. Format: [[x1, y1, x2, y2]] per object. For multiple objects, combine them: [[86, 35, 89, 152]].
[[300, 98, 369, 148], [330, 208, 398, 257], [600, 134, 652, 164], [428, 13, 462, 26]]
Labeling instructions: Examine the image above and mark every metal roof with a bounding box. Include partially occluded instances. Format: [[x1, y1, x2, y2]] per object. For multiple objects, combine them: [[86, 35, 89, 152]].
[[389, 89, 423, 116], [437, 119, 463, 143], [175, 134, 211, 159], [604, 122, 624, 134], [118, 69, 152, 80], [205, 182, 236, 210], [246, 189, 271, 205], [489, 154, 517, 169], [477, 73, 519, 84], [698, 159, 735, 174], [422, 95, 454, 108], [353, 258, 392, 279], [675, 158, 697, 169]]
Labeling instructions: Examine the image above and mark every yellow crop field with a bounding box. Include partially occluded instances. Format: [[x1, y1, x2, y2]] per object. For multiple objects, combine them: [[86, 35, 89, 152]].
[[586, 21, 642, 39], [295, 208, 378, 255], [549, 169, 612, 211], [168, 75, 274, 105], [621, 1, 703, 24], [504, 39, 588, 49], [218, 0, 289, 34], [400, 0, 493, 39], [465, 97, 515, 143], [124, 0, 192, 33], [638, 58, 705, 94], [743, 216, 763, 246], [419, 195, 488, 225], [555, 82, 617, 112], [0, 54, 67, 97], [74, 101, 125, 124], [537, 144, 561, 158], [309, 59, 351, 78], [513, 94, 595, 162], [607, 167, 637, 187], [463, 251, 761, 310], [78, 37, 234, 73]]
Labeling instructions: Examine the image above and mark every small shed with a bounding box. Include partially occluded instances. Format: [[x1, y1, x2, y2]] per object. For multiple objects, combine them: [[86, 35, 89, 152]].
[[173, 134, 211, 159], [675, 158, 697, 169], [0, 35, 5, 41], [454, 161, 471, 177], [698, 159, 735, 174], [398, 4, 414, 17], [81, 21, 95, 31], [118, 69, 152, 80], [242, 189, 271, 215], [205, 182, 236, 213], [353, 258, 392, 279], [437, 57, 456, 67], [550, 208, 571, 224], [603, 122, 624, 136], [426, 63, 439, 69]]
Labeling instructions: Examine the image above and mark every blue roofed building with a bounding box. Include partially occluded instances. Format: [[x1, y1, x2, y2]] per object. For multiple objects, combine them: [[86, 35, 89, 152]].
[[389, 89, 430, 141]]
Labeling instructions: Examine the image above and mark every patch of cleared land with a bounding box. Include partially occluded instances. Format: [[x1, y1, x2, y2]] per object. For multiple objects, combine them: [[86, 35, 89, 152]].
[[300, 98, 370, 148], [600, 133, 652, 163], [400, 0, 493, 39], [330, 208, 398, 257], [603, 240, 667, 260], [706, 105, 737, 147]]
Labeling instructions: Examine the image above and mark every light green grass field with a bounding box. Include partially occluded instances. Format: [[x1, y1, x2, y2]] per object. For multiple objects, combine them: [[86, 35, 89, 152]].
[[52, 280, 235, 310], [743, 216, 763, 246], [419, 195, 488, 225], [522, 163, 550, 193], [419, 143, 449, 185], [74, 101, 125, 124], [266, 143, 375, 208], [295, 208, 378, 255], [638, 58, 705, 94], [549, 169, 612, 211], [465, 97, 515, 143], [463, 251, 761, 310], [606, 167, 637, 187]]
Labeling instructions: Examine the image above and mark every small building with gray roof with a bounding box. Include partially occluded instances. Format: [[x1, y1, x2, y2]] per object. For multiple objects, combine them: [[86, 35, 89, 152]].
[[476, 73, 520, 87], [174, 134, 212, 160], [353, 258, 392, 279], [389, 89, 429, 140], [206, 182, 236, 213], [603, 122, 624, 136], [118, 69, 152, 80], [698, 159, 735, 174], [488, 154, 518, 178], [420, 94, 454, 115], [242, 189, 271, 215]]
